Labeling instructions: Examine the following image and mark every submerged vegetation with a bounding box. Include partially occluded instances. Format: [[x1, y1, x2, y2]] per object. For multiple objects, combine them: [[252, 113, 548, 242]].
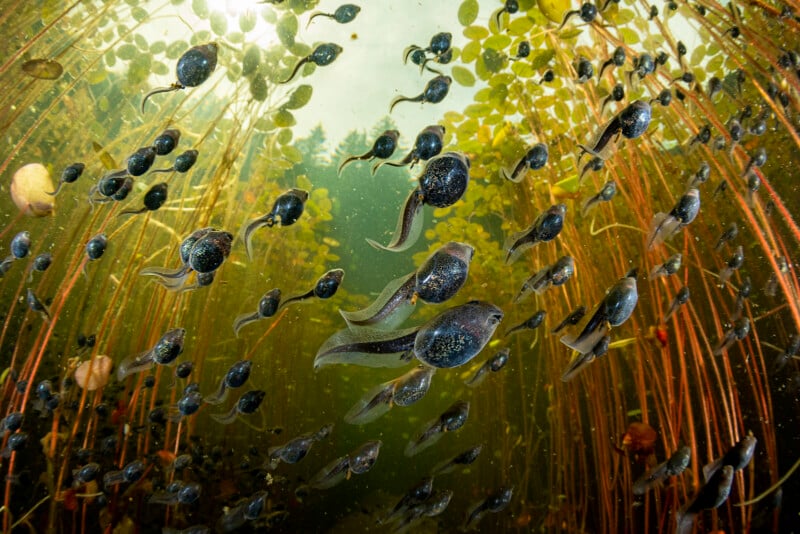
[[1, 0, 799, 532]]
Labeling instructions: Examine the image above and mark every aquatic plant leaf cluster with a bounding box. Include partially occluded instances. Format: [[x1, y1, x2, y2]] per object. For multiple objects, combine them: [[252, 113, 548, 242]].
[[1, 0, 799, 532]]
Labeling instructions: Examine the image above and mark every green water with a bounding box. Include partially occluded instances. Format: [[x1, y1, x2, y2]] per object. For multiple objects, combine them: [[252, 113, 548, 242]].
[[1, 0, 800, 532]]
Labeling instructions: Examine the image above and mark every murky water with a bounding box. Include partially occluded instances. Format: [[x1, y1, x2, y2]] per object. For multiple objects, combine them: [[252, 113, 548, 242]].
[[1, 0, 799, 532]]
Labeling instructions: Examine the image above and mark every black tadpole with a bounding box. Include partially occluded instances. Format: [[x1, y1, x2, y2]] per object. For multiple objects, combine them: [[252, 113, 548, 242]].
[[243, 188, 309, 260], [279, 269, 344, 310], [389, 75, 451, 113], [150, 149, 198, 174], [119, 183, 168, 216], [338, 130, 399, 176], [47, 163, 84, 196], [142, 43, 218, 113], [280, 43, 343, 84]]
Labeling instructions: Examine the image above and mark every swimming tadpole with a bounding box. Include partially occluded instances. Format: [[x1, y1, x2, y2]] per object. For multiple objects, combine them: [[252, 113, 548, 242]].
[[153, 129, 181, 156], [140, 228, 233, 290], [579, 100, 652, 160], [464, 347, 510, 387], [500, 142, 549, 183], [464, 486, 514, 531], [344, 365, 435, 425], [340, 241, 474, 330], [307, 4, 360, 27], [368, 151, 470, 252], [278, 268, 344, 310], [514, 255, 575, 301], [47, 163, 84, 196], [117, 327, 186, 380], [280, 43, 343, 84], [582, 180, 617, 216], [149, 149, 198, 175], [315, 300, 503, 369], [304, 440, 382, 491], [338, 129, 399, 176], [211, 389, 266, 425], [375, 125, 444, 173], [265, 423, 333, 470], [118, 182, 168, 216], [141, 43, 218, 113], [243, 188, 308, 260], [646, 188, 700, 249], [403, 32, 452, 65], [504, 204, 566, 264], [233, 288, 281, 337], [204, 360, 252, 405], [560, 268, 638, 370], [390, 75, 452, 113], [491, 0, 519, 30], [632, 445, 691, 495], [404, 400, 469, 457]]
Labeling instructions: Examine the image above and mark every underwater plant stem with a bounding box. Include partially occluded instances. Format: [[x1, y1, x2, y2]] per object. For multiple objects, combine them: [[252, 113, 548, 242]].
[[737, 454, 800, 506], [244, 308, 289, 361]]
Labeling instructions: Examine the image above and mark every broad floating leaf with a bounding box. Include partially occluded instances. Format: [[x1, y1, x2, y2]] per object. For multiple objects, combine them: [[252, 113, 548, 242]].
[[192, 0, 209, 18], [463, 25, 489, 40], [458, 0, 480, 26], [451, 66, 476, 87], [210, 11, 228, 35], [482, 48, 505, 73], [273, 109, 295, 128], [277, 12, 298, 48], [461, 40, 481, 63], [559, 28, 583, 40], [613, 9, 635, 24], [530, 49, 555, 70], [619, 27, 639, 44], [166, 40, 188, 60], [116, 44, 137, 60], [286, 84, 313, 109], [507, 17, 534, 35], [132, 6, 148, 22], [484, 34, 511, 51], [239, 10, 257, 33], [150, 40, 166, 54]]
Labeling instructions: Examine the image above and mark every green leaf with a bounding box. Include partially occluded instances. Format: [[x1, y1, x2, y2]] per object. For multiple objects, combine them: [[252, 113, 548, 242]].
[[282, 145, 303, 163], [286, 84, 313, 109], [506, 17, 533, 36], [150, 40, 166, 54], [239, 10, 257, 32], [559, 28, 583, 40], [273, 109, 295, 127], [690, 44, 706, 67], [461, 40, 481, 63], [451, 65, 476, 87], [116, 43, 137, 60], [613, 9, 635, 24], [227, 31, 244, 44], [131, 6, 148, 22], [242, 45, 261, 76], [166, 40, 188, 60], [464, 103, 492, 118], [277, 128, 293, 145], [707, 53, 723, 74], [250, 76, 268, 101], [134, 33, 148, 51], [191, 0, 208, 18], [458, 0, 479, 26], [152, 61, 169, 76], [619, 27, 639, 44], [277, 13, 298, 48], [484, 34, 511, 51], [530, 49, 554, 70], [104, 49, 116, 67], [210, 11, 228, 35], [482, 48, 505, 73], [463, 25, 489, 40], [511, 61, 534, 78]]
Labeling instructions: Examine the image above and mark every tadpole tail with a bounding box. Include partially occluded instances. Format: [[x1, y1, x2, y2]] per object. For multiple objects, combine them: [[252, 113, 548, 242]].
[[243, 214, 272, 260], [558, 10, 578, 30], [402, 44, 422, 64], [141, 84, 183, 113], [279, 57, 308, 85], [118, 206, 147, 217], [233, 311, 260, 338], [149, 167, 175, 174], [203, 378, 229, 405], [46, 182, 63, 196], [337, 156, 358, 176], [597, 59, 613, 80], [140, 264, 190, 280], [306, 11, 330, 28], [389, 94, 423, 113], [491, 7, 504, 31], [278, 290, 315, 311], [366, 188, 425, 253], [210, 405, 239, 425], [600, 95, 612, 115]]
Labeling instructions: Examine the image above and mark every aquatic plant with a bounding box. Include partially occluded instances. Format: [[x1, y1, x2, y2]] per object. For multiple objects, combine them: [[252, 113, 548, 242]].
[[0, 0, 798, 532]]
